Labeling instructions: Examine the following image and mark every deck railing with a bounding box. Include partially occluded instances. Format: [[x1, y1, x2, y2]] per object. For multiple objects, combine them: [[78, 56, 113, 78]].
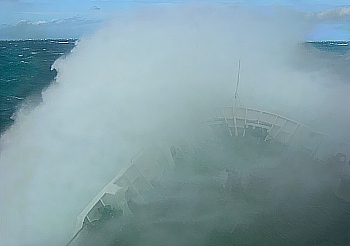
[[214, 106, 339, 163]]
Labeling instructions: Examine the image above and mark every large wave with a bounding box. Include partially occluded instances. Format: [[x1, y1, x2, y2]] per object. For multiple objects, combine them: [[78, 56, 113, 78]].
[[0, 4, 349, 246]]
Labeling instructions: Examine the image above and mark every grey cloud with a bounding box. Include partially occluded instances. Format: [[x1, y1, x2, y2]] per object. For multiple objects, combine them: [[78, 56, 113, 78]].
[[307, 6, 350, 21], [9, 16, 102, 26], [91, 5, 101, 11], [0, 17, 103, 39]]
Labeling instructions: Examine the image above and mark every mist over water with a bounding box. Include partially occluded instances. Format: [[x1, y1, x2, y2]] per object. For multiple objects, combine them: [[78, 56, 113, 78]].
[[1, 4, 349, 246]]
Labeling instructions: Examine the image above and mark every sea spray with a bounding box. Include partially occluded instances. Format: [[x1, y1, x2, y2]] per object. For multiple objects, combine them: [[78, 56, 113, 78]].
[[0, 5, 349, 246]]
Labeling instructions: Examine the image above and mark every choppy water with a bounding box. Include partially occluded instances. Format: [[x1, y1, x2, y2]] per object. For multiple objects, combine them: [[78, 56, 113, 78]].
[[0, 39, 76, 133]]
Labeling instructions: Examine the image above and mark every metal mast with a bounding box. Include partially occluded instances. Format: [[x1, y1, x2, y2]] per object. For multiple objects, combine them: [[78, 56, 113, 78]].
[[234, 59, 241, 111]]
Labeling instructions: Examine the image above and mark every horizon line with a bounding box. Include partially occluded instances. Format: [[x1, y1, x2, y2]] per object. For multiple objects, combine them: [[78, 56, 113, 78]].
[[0, 38, 349, 43]]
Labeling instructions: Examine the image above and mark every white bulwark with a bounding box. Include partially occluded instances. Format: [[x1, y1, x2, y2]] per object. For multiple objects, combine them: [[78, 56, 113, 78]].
[[71, 143, 175, 241], [216, 106, 347, 163]]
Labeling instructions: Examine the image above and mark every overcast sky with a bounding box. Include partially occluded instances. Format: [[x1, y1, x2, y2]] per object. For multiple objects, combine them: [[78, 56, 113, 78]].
[[0, 0, 349, 40]]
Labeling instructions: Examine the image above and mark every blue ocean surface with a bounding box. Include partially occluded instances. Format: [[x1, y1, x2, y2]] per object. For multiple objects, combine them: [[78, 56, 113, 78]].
[[0, 40, 349, 134], [0, 39, 76, 133]]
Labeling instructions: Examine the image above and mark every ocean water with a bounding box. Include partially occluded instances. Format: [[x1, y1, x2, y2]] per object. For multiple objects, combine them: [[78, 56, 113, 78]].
[[0, 22, 350, 245], [0, 39, 76, 133]]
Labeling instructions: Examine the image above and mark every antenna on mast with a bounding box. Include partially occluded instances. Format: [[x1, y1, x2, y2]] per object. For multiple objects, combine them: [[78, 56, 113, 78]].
[[234, 59, 241, 110]]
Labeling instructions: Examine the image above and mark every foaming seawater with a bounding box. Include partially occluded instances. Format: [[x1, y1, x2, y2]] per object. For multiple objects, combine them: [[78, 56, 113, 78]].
[[1, 5, 350, 246]]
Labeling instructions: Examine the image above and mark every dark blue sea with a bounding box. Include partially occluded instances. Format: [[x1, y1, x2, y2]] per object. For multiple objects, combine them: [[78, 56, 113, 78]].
[[0, 39, 76, 133]]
